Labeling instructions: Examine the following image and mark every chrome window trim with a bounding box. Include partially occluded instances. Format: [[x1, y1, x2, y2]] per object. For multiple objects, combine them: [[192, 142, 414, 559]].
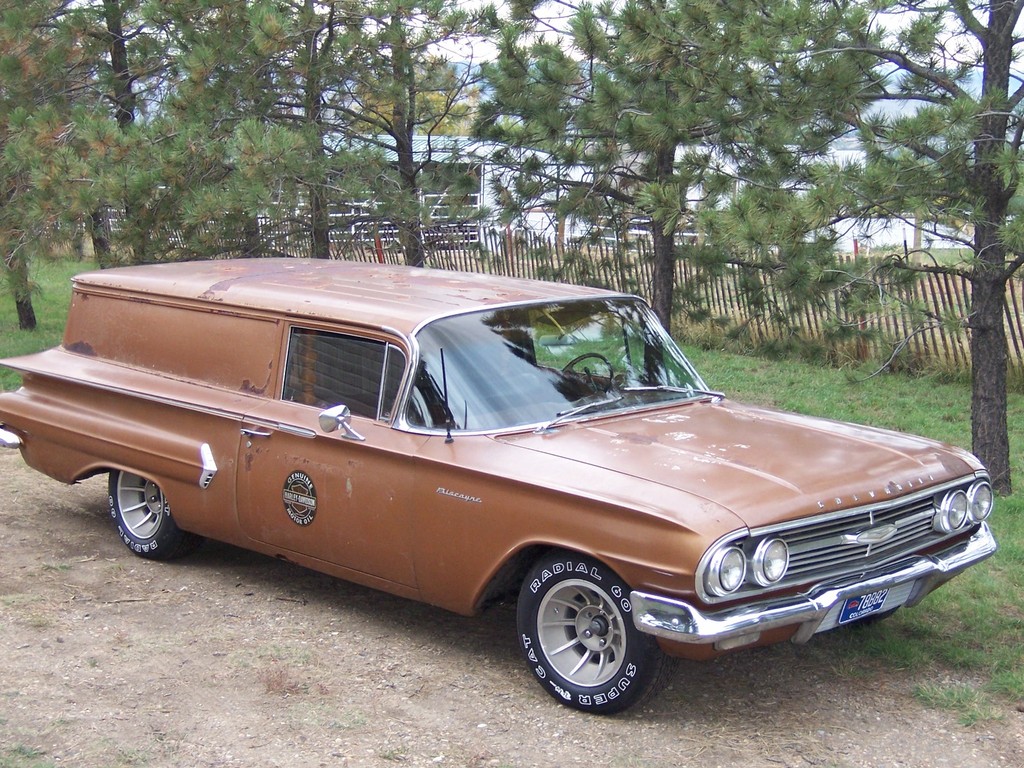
[[282, 324, 411, 426], [391, 296, 710, 435], [391, 390, 720, 437], [377, 342, 408, 423], [406, 294, 639, 339]]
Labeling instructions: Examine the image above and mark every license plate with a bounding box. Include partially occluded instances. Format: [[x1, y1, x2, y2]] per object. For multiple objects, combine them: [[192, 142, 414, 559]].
[[839, 588, 890, 625]]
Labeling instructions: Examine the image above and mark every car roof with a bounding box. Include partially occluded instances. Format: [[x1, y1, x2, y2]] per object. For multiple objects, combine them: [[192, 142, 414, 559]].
[[72, 258, 625, 335]]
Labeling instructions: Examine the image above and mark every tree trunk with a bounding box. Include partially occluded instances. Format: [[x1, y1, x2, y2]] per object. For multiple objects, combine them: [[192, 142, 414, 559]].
[[102, 0, 141, 265], [395, 134, 425, 268], [90, 210, 113, 268], [650, 145, 677, 331], [310, 184, 331, 259], [399, 221, 425, 268], [389, 14, 423, 269], [651, 224, 675, 331], [6, 255, 37, 331], [968, 229, 1011, 494], [15, 295, 36, 331], [242, 216, 262, 259], [968, 13, 1014, 494], [102, 0, 136, 132], [303, 0, 333, 260]]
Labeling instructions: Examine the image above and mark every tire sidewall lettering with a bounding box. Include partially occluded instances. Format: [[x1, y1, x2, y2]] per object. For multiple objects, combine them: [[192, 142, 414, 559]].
[[526, 559, 631, 618], [109, 488, 167, 547], [519, 553, 654, 713], [106, 471, 203, 561], [116, 527, 157, 552], [529, 560, 606, 595], [546, 668, 637, 706]]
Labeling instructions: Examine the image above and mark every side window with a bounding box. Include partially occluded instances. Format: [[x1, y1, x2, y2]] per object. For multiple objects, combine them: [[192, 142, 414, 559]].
[[283, 328, 406, 420]]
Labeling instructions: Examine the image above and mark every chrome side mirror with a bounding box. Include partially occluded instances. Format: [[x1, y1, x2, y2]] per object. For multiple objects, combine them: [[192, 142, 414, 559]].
[[318, 404, 365, 442]]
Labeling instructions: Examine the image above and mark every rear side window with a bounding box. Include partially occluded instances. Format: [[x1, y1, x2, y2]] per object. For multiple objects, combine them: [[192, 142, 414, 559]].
[[283, 328, 405, 420]]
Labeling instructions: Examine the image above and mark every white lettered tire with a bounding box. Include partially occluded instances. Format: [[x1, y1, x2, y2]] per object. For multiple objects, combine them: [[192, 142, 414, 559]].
[[517, 551, 669, 713], [108, 470, 202, 560]]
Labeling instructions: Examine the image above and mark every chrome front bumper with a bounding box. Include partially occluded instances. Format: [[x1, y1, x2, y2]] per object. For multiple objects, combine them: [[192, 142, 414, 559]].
[[631, 523, 997, 648], [0, 426, 22, 449]]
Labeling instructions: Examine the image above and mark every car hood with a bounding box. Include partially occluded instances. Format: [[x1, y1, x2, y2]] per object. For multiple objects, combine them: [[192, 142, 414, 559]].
[[495, 399, 980, 531]]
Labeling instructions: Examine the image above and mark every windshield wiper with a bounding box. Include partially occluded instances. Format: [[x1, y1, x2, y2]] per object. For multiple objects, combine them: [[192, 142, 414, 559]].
[[621, 385, 725, 402], [535, 393, 624, 433]]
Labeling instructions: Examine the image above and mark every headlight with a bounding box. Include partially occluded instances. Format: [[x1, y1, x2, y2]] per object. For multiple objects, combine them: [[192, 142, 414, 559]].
[[751, 538, 789, 586], [967, 481, 994, 523], [705, 546, 746, 596], [934, 489, 969, 533]]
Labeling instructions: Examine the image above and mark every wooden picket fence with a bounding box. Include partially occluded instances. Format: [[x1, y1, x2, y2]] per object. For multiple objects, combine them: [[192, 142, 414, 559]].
[[316, 225, 1024, 376]]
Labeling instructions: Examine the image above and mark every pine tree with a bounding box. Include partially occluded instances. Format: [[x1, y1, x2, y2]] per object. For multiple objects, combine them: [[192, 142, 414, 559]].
[[330, 0, 489, 267], [790, 0, 1024, 493], [107, 1, 486, 264], [0, 0, 95, 327], [67, 0, 155, 265], [118, 0, 291, 261], [478, 0, 839, 329]]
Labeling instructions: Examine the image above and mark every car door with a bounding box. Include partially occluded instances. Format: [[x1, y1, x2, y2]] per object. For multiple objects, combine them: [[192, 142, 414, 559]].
[[236, 326, 419, 587]]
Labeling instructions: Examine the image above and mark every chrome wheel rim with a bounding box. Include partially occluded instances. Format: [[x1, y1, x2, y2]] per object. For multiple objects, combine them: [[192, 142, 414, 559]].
[[116, 472, 165, 540], [537, 579, 626, 687]]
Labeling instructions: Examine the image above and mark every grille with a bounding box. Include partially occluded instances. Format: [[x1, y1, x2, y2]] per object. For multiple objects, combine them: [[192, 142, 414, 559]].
[[782, 495, 939, 580], [706, 476, 981, 604]]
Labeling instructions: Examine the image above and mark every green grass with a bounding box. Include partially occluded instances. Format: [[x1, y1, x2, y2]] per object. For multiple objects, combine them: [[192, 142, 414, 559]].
[[2, 260, 1022, 718], [684, 346, 1024, 480], [913, 681, 998, 726]]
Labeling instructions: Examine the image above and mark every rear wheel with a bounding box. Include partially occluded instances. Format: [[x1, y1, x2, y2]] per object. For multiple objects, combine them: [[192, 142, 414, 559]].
[[108, 470, 202, 560], [517, 551, 669, 713]]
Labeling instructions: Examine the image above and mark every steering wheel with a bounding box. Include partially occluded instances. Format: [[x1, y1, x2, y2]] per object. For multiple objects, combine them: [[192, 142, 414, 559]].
[[561, 353, 615, 389]]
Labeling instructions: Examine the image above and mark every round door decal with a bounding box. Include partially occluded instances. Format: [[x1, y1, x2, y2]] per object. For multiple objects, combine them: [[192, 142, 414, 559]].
[[283, 471, 317, 526]]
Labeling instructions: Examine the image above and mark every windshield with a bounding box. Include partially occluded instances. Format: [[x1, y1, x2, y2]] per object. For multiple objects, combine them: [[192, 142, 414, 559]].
[[404, 298, 709, 432]]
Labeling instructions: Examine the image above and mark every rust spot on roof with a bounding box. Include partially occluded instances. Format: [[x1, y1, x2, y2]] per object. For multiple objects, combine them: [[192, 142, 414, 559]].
[[65, 341, 96, 357], [240, 379, 267, 395]]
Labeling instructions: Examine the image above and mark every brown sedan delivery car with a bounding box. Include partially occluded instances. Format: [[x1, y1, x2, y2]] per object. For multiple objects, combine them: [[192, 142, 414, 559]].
[[0, 258, 997, 713]]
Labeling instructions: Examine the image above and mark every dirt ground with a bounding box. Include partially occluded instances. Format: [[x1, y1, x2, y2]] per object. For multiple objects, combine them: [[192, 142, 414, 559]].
[[1, 451, 1022, 768]]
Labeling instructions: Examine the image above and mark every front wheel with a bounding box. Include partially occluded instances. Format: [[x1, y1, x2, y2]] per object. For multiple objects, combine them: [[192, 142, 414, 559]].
[[108, 470, 202, 560], [517, 551, 669, 713]]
